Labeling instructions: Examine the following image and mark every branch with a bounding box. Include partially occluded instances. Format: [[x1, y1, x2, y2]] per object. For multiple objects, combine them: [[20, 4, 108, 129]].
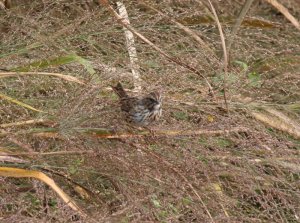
[[207, 0, 229, 111], [264, 0, 300, 31], [117, 2, 142, 92], [99, 0, 215, 97], [227, 0, 255, 54]]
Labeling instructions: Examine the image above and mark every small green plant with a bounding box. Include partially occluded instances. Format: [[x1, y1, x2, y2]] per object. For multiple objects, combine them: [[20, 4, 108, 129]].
[[248, 72, 261, 87], [24, 192, 41, 210], [48, 198, 58, 207], [181, 197, 193, 206], [151, 197, 161, 208], [172, 111, 189, 121], [69, 158, 85, 175], [216, 137, 232, 147], [196, 154, 209, 164], [234, 60, 262, 87], [148, 144, 161, 151], [234, 60, 248, 71], [198, 137, 209, 146]]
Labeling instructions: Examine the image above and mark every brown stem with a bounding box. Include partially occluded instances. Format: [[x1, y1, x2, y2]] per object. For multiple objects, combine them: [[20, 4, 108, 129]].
[[207, 0, 229, 112], [227, 0, 255, 55]]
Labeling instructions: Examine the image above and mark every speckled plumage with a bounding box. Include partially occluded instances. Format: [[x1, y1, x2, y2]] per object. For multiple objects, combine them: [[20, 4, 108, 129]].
[[112, 83, 162, 126]]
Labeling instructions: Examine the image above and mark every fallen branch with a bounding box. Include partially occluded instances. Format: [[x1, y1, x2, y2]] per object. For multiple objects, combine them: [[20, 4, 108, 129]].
[[1, 127, 250, 139], [77, 127, 250, 139]]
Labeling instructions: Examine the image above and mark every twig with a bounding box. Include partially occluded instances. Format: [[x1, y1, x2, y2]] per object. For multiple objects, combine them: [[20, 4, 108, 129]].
[[90, 127, 250, 138], [40, 167, 95, 197], [0, 72, 86, 85], [0, 119, 53, 128], [264, 0, 300, 31], [8, 136, 35, 153], [0, 151, 93, 156], [0, 92, 45, 113], [207, 0, 229, 112], [99, 0, 215, 98], [0, 167, 86, 216], [117, 2, 142, 92], [251, 108, 300, 139], [227, 0, 255, 55], [0, 155, 29, 163], [1, 127, 250, 139]]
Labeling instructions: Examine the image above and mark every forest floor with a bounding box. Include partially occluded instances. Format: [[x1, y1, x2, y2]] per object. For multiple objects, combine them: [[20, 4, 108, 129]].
[[0, 0, 300, 222]]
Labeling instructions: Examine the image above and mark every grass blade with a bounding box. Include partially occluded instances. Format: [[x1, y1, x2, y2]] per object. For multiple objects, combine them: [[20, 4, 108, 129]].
[[0, 92, 44, 113]]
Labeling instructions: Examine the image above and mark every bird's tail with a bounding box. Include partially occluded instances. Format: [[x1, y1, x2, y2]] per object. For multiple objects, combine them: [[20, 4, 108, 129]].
[[111, 82, 128, 99]]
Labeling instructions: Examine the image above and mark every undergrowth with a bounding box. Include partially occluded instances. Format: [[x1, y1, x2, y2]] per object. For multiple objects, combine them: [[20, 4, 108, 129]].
[[0, 0, 300, 222]]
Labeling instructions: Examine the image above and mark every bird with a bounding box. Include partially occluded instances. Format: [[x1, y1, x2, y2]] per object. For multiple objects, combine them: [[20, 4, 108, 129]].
[[111, 82, 162, 126]]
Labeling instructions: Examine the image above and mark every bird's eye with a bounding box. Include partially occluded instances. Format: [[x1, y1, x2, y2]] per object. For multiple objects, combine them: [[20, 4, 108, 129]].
[[150, 98, 158, 103]]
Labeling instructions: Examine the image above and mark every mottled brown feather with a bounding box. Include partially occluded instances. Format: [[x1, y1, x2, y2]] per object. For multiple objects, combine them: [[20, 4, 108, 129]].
[[111, 82, 162, 125]]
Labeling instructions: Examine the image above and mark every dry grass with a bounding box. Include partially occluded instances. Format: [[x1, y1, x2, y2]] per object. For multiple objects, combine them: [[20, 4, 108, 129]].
[[0, 0, 300, 222]]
